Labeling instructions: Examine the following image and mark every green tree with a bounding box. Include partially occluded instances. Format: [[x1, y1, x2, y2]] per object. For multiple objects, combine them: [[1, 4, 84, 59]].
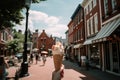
[[0, 0, 46, 30], [7, 39, 23, 55], [7, 29, 25, 55], [13, 30, 24, 42]]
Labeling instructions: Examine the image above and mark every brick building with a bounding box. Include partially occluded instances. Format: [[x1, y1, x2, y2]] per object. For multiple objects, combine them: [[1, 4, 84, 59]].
[[92, 0, 120, 75], [32, 30, 55, 53], [67, 0, 120, 75], [0, 28, 13, 56], [32, 29, 39, 49], [67, 4, 85, 65], [82, 0, 102, 69]]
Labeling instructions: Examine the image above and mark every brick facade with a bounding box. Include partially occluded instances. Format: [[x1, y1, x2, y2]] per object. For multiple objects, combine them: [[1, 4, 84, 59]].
[[36, 30, 55, 53]]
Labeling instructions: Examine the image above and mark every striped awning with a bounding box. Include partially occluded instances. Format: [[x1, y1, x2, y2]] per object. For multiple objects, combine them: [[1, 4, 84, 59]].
[[83, 37, 94, 45], [93, 17, 120, 43], [74, 43, 82, 48]]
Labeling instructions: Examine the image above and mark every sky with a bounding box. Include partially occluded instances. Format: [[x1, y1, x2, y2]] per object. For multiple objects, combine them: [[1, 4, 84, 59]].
[[15, 0, 83, 39]]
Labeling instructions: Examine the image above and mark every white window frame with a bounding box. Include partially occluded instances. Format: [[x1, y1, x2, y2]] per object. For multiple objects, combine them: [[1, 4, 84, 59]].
[[111, 0, 117, 10], [89, 2, 92, 11], [86, 6, 88, 15], [87, 19, 90, 36], [90, 17, 93, 34], [93, 0, 96, 7], [94, 13, 98, 33], [81, 27, 83, 39]]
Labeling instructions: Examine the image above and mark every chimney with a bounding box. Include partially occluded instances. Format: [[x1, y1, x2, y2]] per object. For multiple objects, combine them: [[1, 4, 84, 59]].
[[35, 29, 38, 32], [43, 29, 45, 32]]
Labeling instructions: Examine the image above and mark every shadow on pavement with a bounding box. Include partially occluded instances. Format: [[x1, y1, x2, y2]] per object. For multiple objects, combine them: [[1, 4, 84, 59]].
[[62, 60, 97, 80], [62, 60, 120, 80]]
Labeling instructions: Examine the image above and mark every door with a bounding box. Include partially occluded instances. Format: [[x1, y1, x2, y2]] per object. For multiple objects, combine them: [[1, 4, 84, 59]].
[[111, 42, 120, 73]]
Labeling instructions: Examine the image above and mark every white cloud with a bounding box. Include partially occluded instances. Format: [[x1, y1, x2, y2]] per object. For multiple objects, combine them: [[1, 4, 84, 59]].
[[14, 10, 68, 38]]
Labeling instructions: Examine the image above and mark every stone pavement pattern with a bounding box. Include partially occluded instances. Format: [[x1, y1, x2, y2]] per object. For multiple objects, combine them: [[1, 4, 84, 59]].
[[7, 57, 120, 80]]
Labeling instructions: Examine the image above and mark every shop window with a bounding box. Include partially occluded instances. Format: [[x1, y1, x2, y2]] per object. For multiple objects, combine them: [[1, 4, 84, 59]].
[[112, 43, 119, 73], [90, 45, 100, 65]]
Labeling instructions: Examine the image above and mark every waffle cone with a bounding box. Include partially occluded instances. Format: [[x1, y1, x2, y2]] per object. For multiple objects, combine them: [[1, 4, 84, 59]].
[[53, 54, 63, 71]]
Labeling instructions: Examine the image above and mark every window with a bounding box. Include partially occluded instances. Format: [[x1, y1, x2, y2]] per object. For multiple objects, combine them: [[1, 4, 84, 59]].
[[78, 11, 81, 23], [104, 0, 108, 15], [77, 30, 79, 41], [94, 13, 98, 33], [86, 6, 88, 14], [90, 17, 93, 34], [111, 0, 117, 10], [88, 5, 90, 13], [81, 27, 83, 39], [84, 9, 86, 15], [1, 31, 7, 41], [87, 19, 90, 36], [1, 32, 3, 40], [89, 2, 92, 11], [93, 0, 96, 7]]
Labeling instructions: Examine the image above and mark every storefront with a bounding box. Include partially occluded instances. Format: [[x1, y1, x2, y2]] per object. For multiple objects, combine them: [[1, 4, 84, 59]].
[[92, 17, 120, 75], [104, 41, 120, 75], [83, 37, 101, 68], [89, 44, 101, 68]]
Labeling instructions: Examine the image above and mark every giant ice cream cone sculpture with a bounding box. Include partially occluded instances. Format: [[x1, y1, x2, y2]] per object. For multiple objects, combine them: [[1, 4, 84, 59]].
[[52, 42, 64, 71]]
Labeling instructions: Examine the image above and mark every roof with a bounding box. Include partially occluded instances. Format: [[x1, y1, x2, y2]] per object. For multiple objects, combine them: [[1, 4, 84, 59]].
[[71, 4, 83, 19]]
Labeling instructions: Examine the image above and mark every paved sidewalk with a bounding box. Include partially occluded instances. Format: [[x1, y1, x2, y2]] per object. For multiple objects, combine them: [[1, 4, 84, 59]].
[[63, 60, 120, 80], [7, 57, 120, 80]]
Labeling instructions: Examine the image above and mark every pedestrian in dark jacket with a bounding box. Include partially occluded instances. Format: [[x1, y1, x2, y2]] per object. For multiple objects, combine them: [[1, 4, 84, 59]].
[[29, 53, 34, 64], [35, 53, 39, 64]]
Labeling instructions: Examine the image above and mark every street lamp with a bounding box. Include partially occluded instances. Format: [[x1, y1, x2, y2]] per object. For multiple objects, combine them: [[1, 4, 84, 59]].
[[20, 0, 31, 77]]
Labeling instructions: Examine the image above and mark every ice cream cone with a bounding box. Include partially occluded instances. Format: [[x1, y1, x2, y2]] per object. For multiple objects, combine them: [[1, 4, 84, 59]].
[[52, 41, 64, 71], [53, 54, 63, 71]]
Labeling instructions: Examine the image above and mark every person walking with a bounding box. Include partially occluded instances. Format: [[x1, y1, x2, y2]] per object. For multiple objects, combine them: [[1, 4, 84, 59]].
[[29, 53, 34, 64], [0, 57, 9, 80], [35, 53, 39, 64], [42, 55, 46, 66]]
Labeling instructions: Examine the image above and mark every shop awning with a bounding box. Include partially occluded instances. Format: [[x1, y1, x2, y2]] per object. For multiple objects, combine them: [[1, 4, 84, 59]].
[[83, 37, 94, 45], [74, 43, 82, 48], [93, 17, 120, 42], [67, 46, 70, 49]]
